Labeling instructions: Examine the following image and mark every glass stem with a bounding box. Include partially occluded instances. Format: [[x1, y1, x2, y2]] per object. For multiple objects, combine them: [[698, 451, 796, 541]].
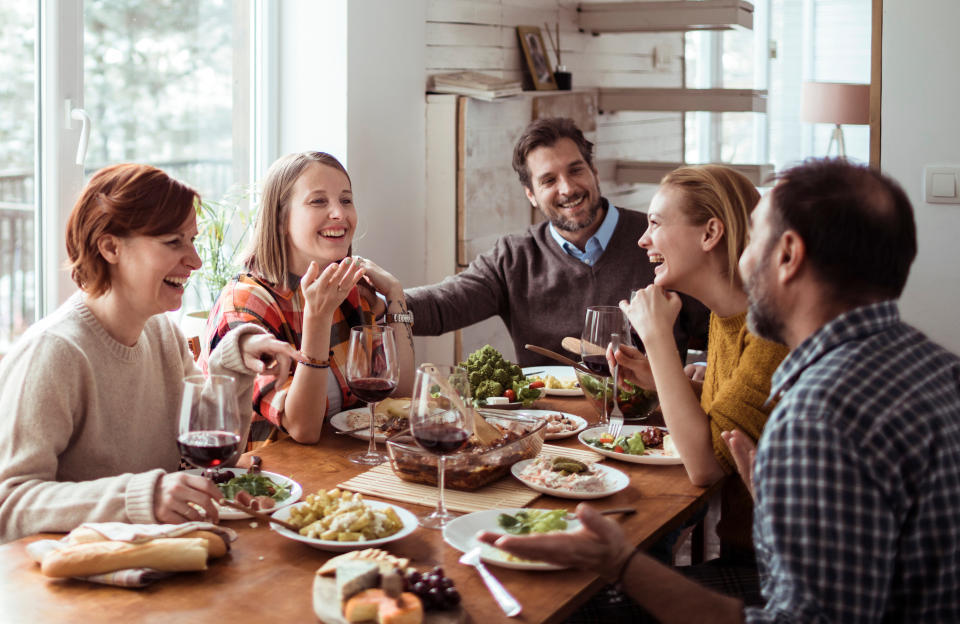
[[367, 403, 378, 456], [436, 455, 448, 516]]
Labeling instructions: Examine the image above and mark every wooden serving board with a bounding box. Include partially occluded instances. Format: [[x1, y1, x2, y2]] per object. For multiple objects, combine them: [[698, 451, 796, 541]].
[[313, 574, 466, 624]]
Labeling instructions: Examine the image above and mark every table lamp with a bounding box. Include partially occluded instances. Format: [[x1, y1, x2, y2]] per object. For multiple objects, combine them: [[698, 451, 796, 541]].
[[800, 82, 870, 158]]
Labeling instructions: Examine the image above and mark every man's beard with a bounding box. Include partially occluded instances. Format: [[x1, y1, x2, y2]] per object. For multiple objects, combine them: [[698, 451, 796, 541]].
[[548, 193, 603, 233], [745, 254, 787, 345]]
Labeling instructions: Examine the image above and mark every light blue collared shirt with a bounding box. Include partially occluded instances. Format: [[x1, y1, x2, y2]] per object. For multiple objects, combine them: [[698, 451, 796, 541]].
[[548, 203, 619, 266]]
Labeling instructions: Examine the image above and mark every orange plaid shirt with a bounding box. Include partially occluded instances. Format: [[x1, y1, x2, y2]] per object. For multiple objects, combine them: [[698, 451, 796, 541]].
[[202, 273, 374, 443]]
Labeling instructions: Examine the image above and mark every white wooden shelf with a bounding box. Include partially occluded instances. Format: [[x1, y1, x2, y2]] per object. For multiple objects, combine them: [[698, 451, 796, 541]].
[[598, 88, 767, 113], [607, 160, 775, 186], [578, 0, 755, 34]]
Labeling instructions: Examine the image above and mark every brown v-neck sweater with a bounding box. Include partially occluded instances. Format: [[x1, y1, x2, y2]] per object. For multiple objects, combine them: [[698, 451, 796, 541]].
[[406, 202, 709, 366]]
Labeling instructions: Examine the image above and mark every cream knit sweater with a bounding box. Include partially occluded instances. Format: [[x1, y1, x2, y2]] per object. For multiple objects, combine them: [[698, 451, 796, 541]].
[[0, 292, 263, 543]]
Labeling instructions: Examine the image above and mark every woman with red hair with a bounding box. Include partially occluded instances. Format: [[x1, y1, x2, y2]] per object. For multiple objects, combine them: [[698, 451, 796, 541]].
[[0, 164, 301, 543]]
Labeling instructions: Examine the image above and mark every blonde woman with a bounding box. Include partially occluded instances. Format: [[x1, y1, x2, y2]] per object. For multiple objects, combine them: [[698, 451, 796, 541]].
[[615, 165, 789, 565], [204, 152, 414, 445]]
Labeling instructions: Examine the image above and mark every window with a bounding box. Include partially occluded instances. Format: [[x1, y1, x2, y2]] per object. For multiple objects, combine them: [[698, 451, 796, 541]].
[[684, 0, 871, 171], [0, 0, 256, 349], [0, 2, 38, 347]]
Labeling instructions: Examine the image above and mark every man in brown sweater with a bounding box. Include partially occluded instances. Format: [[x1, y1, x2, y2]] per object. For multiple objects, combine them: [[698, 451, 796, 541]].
[[406, 117, 708, 366]]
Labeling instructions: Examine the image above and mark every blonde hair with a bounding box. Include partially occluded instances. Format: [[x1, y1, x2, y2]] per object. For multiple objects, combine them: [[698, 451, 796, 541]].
[[660, 165, 760, 285], [244, 152, 351, 288]]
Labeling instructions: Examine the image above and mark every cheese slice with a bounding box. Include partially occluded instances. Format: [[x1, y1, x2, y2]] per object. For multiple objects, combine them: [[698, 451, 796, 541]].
[[343, 588, 424, 624], [337, 560, 380, 604]]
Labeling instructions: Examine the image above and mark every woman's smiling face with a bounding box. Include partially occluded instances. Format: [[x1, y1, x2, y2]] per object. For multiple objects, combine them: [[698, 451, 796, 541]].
[[638, 185, 709, 291], [109, 211, 201, 319], [285, 162, 357, 274]]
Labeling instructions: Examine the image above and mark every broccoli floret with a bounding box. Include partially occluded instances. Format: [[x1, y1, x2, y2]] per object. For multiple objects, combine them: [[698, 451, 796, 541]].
[[469, 371, 484, 387], [493, 368, 512, 387], [475, 379, 504, 402]]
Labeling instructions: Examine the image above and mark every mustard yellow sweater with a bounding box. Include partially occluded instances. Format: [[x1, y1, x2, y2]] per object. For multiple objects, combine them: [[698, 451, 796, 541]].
[[701, 311, 789, 557], [702, 312, 789, 472]]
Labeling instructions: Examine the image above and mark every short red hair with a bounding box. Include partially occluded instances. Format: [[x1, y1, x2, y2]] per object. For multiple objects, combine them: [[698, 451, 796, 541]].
[[66, 164, 199, 296]]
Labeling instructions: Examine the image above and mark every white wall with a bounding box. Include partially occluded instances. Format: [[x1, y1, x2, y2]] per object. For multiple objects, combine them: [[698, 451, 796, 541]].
[[345, 1, 427, 291], [882, 0, 960, 354], [276, 0, 427, 296]]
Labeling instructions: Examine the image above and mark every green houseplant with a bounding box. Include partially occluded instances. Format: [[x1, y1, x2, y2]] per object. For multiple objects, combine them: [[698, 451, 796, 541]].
[[190, 186, 257, 310]]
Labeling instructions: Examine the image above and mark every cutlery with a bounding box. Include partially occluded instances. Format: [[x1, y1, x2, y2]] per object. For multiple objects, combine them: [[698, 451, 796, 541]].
[[561, 336, 582, 355], [218, 498, 302, 532], [523, 344, 595, 376], [607, 333, 624, 439], [334, 417, 400, 436], [458, 546, 522, 617]]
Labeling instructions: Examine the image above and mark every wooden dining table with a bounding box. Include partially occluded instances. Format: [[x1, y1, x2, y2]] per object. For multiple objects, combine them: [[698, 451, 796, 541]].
[[0, 396, 718, 624]]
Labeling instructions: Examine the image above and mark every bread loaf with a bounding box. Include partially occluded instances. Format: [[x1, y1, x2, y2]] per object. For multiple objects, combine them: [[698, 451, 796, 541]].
[[41, 538, 210, 578], [64, 527, 228, 558]]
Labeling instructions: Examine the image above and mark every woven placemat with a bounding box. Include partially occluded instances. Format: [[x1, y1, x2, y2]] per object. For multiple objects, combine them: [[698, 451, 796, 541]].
[[337, 445, 603, 513], [337, 464, 539, 513]]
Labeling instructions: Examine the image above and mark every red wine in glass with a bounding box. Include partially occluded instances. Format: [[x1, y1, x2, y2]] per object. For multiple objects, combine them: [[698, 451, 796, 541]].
[[412, 423, 470, 455], [582, 354, 612, 377], [177, 430, 241, 469], [348, 378, 398, 403]]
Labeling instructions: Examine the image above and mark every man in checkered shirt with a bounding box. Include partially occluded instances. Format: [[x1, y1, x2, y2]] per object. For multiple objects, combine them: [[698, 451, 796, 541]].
[[480, 158, 960, 623]]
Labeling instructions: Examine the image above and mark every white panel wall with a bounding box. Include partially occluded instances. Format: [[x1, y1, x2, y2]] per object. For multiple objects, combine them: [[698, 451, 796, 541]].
[[276, 0, 348, 161], [425, 0, 684, 213], [882, 0, 960, 355]]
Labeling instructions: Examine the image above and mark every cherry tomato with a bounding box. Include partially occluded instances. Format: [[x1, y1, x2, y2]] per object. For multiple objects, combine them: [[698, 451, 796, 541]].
[[529, 380, 545, 389], [613, 445, 625, 454], [503, 388, 517, 402]]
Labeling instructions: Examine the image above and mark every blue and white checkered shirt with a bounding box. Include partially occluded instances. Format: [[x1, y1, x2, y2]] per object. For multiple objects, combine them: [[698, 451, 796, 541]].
[[745, 301, 960, 623]]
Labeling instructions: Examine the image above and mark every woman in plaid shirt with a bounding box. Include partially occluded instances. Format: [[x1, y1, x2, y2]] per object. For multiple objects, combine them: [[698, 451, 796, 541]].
[[203, 152, 415, 445]]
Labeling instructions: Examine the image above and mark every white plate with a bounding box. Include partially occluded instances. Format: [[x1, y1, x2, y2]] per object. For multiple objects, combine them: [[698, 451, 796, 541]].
[[271, 500, 418, 552], [522, 366, 581, 396], [510, 459, 629, 499], [507, 409, 587, 440], [183, 468, 302, 519], [329, 408, 391, 442], [577, 426, 683, 465], [443, 508, 580, 571]]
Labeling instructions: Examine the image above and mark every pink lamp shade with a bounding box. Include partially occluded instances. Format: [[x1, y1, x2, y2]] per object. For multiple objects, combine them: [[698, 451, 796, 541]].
[[801, 82, 870, 125]]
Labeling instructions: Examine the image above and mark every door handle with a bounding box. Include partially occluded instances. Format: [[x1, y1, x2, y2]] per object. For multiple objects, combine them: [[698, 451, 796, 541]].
[[65, 100, 91, 166]]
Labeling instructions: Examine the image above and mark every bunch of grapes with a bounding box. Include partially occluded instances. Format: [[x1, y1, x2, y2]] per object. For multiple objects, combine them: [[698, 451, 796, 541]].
[[404, 566, 461, 610]]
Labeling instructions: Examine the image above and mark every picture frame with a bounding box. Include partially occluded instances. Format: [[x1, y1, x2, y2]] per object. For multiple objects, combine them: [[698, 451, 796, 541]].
[[517, 26, 557, 91]]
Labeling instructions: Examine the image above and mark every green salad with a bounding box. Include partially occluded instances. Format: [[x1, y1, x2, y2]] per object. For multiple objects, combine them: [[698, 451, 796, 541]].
[[584, 431, 646, 455], [217, 473, 291, 502], [497, 509, 568, 535]]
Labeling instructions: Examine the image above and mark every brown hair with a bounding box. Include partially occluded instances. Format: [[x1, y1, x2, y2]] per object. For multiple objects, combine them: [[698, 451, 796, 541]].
[[65, 163, 199, 296], [768, 158, 916, 303], [244, 151, 351, 288], [512, 117, 595, 190], [660, 165, 760, 286]]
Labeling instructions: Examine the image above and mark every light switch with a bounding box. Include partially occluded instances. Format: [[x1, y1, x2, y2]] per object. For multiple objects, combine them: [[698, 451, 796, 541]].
[[923, 166, 960, 204], [931, 173, 956, 198]]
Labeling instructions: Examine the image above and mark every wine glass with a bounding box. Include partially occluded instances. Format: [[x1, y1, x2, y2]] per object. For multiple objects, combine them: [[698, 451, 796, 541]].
[[344, 325, 399, 466], [177, 374, 243, 481], [581, 306, 631, 425], [409, 364, 472, 529]]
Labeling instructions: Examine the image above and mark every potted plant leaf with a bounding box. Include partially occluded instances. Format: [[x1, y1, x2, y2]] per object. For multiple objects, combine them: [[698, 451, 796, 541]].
[[182, 185, 257, 350]]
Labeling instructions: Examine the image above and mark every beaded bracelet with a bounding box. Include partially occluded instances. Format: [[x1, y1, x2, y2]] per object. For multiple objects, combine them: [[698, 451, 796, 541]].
[[300, 354, 330, 369]]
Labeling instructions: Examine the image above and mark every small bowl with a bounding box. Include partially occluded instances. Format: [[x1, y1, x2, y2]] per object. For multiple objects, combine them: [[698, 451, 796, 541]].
[[386, 411, 546, 491], [574, 366, 659, 420]]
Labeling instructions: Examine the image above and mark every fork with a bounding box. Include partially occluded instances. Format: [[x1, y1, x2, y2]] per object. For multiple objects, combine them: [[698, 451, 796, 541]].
[[607, 333, 624, 440], [459, 546, 522, 617]]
